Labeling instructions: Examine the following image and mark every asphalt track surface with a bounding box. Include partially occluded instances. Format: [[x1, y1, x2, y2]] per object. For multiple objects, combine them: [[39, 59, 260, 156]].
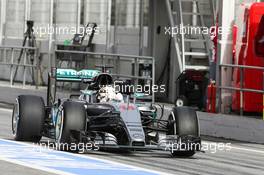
[[0, 107, 264, 175]]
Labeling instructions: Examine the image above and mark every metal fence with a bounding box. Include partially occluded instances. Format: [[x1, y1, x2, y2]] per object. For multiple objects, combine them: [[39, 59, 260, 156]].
[[54, 49, 155, 102], [217, 63, 264, 116], [0, 45, 40, 88]]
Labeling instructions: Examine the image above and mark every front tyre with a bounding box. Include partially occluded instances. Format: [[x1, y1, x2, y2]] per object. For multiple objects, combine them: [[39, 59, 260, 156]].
[[167, 107, 200, 157], [12, 95, 45, 142], [55, 101, 86, 152]]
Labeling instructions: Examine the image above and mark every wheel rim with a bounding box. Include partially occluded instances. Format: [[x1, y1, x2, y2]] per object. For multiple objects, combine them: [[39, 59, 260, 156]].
[[55, 109, 64, 144], [12, 99, 19, 137], [176, 99, 184, 107]]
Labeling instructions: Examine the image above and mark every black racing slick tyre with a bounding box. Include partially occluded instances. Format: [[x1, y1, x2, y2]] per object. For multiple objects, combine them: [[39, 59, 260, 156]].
[[55, 101, 86, 152], [12, 95, 45, 142], [167, 107, 200, 157]]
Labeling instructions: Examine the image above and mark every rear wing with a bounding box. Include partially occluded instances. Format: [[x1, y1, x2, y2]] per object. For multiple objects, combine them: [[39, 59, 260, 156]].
[[51, 68, 101, 82]]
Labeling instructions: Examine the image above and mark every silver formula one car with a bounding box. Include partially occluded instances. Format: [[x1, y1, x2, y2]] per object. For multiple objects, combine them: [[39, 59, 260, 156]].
[[12, 68, 201, 157]]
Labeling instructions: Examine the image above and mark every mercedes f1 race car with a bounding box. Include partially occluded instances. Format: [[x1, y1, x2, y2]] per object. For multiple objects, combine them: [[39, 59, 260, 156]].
[[12, 68, 201, 157]]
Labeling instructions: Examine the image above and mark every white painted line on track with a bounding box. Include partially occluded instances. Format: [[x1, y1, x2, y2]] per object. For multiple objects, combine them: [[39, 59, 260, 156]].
[[0, 139, 172, 175], [0, 156, 75, 175]]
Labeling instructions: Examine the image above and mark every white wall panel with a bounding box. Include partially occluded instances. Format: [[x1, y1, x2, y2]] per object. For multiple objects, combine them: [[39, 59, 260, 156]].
[[55, 0, 78, 41], [30, 0, 51, 40], [5, 0, 25, 39], [84, 0, 109, 45]]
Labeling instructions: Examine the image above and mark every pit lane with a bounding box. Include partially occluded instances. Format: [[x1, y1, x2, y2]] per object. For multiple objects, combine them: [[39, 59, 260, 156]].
[[0, 107, 264, 175]]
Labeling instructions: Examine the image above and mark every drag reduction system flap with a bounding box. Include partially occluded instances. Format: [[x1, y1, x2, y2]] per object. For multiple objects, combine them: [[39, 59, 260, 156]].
[[55, 68, 101, 82]]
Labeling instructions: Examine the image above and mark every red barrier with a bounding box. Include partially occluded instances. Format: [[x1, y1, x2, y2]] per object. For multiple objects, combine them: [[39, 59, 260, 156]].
[[232, 3, 264, 113]]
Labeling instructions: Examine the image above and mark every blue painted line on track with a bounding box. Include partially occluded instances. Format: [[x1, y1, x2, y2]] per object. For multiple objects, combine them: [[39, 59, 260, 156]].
[[0, 139, 162, 175]]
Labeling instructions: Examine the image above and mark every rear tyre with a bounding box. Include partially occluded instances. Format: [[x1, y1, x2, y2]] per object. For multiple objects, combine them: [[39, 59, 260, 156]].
[[12, 95, 45, 142], [55, 101, 86, 152], [167, 107, 199, 157]]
